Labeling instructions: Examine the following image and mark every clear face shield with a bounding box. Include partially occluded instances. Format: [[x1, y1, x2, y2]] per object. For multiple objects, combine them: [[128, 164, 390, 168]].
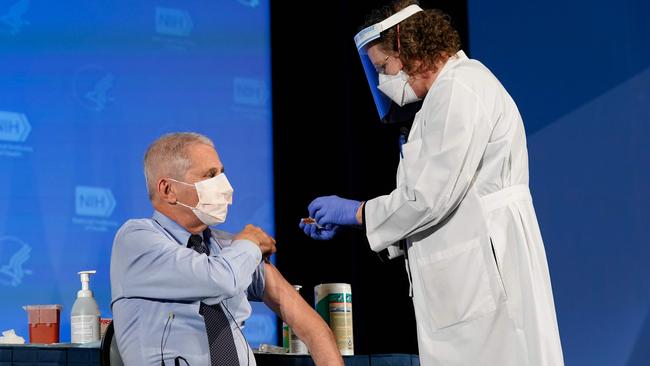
[[354, 5, 423, 123]]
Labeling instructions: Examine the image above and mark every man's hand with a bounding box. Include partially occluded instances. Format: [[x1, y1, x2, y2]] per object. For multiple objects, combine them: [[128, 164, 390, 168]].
[[234, 224, 276, 258]]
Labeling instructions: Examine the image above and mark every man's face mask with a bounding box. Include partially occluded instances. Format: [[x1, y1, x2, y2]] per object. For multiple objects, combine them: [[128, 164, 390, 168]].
[[377, 70, 421, 107], [168, 174, 233, 226]]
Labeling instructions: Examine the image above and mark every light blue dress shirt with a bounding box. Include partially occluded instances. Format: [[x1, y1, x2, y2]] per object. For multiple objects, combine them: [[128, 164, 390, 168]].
[[110, 211, 265, 366]]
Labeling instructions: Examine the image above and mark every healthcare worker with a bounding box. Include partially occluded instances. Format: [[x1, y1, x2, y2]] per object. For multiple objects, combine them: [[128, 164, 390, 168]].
[[299, 1, 564, 365]]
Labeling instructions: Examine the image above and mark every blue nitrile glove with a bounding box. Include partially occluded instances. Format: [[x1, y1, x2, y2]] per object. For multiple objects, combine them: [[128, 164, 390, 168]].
[[308, 195, 362, 227], [299, 221, 340, 240]]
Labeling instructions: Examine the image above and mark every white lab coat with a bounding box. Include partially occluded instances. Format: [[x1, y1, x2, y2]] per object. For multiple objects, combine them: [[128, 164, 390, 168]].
[[365, 51, 564, 366]]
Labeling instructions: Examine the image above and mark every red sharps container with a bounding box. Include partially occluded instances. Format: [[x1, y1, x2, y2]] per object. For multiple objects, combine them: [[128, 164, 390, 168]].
[[22, 305, 62, 344]]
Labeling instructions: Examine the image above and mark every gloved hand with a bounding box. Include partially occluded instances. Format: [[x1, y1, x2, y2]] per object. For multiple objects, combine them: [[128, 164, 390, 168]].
[[308, 195, 362, 227], [299, 221, 340, 240]]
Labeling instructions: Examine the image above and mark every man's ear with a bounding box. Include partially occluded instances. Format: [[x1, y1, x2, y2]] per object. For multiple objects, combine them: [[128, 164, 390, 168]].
[[157, 178, 177, 204]]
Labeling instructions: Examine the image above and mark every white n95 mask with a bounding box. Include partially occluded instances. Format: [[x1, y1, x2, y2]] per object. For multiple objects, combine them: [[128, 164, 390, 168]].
[[377, 71, 421, 106], [169, 174, 234, 226]]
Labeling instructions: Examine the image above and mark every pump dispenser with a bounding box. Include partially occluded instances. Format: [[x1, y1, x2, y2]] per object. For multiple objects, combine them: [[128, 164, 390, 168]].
[[71, 270, 100, 343]]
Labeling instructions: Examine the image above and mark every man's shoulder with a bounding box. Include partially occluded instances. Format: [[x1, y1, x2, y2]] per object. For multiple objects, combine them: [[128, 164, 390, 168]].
[[114, 218, 160, 241], [117, 217, 157, 232], [112, 218, 172, 256]]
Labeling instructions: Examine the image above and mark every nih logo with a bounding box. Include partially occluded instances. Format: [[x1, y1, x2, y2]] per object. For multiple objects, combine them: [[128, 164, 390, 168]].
[[0, 111, 31, 142], [156, 7, 193, 37], [75, 186, 116, 218], [234, 78, 269, 106]]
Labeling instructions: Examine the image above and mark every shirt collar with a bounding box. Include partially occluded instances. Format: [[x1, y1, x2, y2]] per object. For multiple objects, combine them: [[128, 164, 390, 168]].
[[152, 210, 208, 247]]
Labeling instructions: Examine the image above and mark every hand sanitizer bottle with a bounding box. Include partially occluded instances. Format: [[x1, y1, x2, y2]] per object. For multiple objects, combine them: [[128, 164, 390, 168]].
[[71, 270, 100, 343]]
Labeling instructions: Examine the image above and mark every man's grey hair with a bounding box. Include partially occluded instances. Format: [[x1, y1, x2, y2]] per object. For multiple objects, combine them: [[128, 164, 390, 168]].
[[144, 132, 214, 200]]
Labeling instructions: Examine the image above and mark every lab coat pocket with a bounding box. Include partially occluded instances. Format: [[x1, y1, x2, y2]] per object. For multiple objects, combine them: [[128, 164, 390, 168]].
[[400, 138, 423, 200], [416, 238, 496, 330]]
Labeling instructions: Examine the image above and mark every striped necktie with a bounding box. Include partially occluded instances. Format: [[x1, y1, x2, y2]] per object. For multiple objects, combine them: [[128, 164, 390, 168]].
[[187, 233, 240, 366]]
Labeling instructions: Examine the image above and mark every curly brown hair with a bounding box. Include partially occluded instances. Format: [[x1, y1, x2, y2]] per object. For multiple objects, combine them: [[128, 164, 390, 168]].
[[363, 0, 461, 75]]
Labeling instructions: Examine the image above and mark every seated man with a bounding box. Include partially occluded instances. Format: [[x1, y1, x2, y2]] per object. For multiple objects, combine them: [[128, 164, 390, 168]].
[[110, 132, 342, 366]]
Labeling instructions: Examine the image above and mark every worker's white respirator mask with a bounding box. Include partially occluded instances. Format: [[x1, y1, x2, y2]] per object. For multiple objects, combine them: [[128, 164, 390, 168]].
[[168, 174, 233, 226], [377, 70, 420, 106]]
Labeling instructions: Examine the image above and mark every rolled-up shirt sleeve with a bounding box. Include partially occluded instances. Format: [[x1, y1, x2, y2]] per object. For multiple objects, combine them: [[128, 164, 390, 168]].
[[246, 262, 266, 302], [110, 220, 262, 304]]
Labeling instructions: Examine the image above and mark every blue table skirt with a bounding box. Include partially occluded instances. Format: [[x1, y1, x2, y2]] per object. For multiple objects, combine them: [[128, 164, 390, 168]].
[[0, 345, 418, 366]]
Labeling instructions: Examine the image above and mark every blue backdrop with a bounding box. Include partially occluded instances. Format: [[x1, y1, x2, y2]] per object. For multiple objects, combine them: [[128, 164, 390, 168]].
[[0, 0, 276, 346], [469, 1, 650, 364]]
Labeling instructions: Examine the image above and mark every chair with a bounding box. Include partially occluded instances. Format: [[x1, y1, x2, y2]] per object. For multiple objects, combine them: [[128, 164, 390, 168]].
[[100, 320, 124, 366]]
